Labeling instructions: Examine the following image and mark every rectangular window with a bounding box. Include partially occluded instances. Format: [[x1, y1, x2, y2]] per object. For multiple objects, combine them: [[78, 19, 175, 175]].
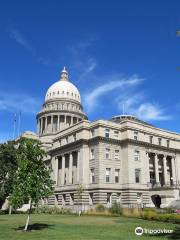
[[149, 136, 153, 144], [158, 138, 162, 146], [167, 140, 170, 148], [105, 148, 110, 159], [90, 168, 95, 183], [134, 131, 138, 140], [90, 149, 95, 159], [105, 128, 110, 138], [115, 169, 120, 183], [66, 136, 68, 144], [134, 150, 140, 161], [135, 169, 141, 183], [114, 130, 119, 138], [114, 150, 119, 160], [106, 168, 111, 182]]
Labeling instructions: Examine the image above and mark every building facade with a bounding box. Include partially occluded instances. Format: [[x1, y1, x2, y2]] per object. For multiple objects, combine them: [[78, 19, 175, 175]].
[[33, 68, 180, 209]]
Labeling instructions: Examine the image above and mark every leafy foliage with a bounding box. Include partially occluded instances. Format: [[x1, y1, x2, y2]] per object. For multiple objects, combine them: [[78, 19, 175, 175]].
[[0, 141, 17, 207], [109, 202, 122, 215], [10, 138, 54, 208]]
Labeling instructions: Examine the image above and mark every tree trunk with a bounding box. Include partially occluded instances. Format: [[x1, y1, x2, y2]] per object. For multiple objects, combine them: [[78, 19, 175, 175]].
[[24, 199, 32, 231], [9, 205, 12, 215]]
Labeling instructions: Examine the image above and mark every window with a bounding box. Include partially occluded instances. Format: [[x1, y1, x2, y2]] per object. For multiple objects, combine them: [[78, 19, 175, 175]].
[[135, 169, 141, 183], [105, 128, 110, 138], [73, 134, 76, 141], [90, 149, 95, 159], [149, 136, 153, 144], [115, 169, 120, 183], [90, 168, 95, 183], [91, 129, 95, 137], [105, 148, 110, 159], [167, 140, 170, 148], [106, 168, 111, 182], [114, 150, 119, 160], [134, 131, 138, 140], [134, 150, 140, 161], [114, 130, 119, 138], [66, 137, 68, 144], [158, 138, 162, 146]]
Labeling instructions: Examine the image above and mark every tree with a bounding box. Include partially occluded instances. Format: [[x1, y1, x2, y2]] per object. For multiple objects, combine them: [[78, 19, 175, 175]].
[[10, 138, 54, 231], [0, 141, 17, 208], [76, 184, 84, 216]]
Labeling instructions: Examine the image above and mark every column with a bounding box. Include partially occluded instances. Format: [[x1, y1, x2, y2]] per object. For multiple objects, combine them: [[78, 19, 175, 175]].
[[61, 155, 65, 185], [77, 151, 80, 183], [163, 155, 168, 186], [154, 154, 160, 186], [146, 152, 150, 184], [51, 115, 53, 132], [69, 153, 73, 184], [45, 117, 47, 134], [40, 118, 43, 134], [38, 119, 40, 134], [171, 156, 176, 186], [55, 157, 59, 185], [58, 115, 60, 131]]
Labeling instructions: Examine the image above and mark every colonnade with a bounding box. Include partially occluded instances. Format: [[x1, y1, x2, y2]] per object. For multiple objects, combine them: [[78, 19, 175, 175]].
[[55, 151, 80, 186], [38, 115, 82, 135], [148, 153, 176, 187]]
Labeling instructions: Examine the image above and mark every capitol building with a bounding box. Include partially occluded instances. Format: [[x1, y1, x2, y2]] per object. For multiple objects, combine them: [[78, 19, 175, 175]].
[[24, 68, 180, 209]]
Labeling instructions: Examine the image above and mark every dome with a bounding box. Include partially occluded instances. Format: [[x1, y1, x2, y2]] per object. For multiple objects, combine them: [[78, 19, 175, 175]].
[[45, 67, 81, 103]]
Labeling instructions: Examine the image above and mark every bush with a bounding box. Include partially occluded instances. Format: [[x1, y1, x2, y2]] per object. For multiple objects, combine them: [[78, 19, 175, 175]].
[[95, 204, 106, 212], [35, 205, 72, 215], [109, 202, 122, 215]]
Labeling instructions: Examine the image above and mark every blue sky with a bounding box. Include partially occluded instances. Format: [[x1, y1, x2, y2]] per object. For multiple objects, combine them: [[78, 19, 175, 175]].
[[0, 0, 180, 142]]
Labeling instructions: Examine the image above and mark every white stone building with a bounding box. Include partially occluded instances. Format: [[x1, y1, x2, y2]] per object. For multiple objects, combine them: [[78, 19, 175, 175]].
[[28, 68, 180, 209]]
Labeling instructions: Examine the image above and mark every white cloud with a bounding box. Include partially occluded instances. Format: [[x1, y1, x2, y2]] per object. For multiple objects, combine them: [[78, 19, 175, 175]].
[[116, 92, 171, 121], [7, 28, 34, 52], [68, 38, 98, 79], [83, 75, 143, 113], [131, 103, 171, 121], [0, 92, 41, 115]]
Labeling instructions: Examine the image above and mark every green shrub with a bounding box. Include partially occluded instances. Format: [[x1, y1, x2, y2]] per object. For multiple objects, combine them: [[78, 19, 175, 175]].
[[95, 204, 106, 212], [109, 202, 122, 215], [35, 205, 72, 215]]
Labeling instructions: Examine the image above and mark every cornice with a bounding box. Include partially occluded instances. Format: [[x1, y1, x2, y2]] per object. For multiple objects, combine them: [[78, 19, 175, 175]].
[[48, 136, 180, 155]]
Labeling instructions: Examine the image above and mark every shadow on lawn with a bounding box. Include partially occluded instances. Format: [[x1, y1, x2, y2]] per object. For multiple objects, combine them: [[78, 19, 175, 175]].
[[14, 223, 54, 231]]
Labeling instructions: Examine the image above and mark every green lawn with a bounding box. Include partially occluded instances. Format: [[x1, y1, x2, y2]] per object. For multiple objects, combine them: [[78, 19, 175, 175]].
[[0, 214, 179, 240]]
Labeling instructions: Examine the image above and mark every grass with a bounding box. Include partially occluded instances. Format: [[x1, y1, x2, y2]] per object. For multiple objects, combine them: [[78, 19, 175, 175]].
[[0, 214, 180, 240]]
